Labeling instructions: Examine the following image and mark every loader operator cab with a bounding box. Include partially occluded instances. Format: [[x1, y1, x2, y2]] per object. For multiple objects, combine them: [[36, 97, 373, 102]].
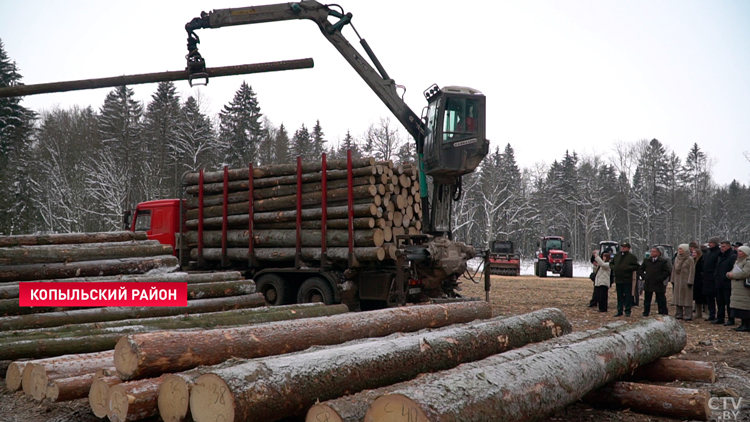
[[422, 85, 488, 182]]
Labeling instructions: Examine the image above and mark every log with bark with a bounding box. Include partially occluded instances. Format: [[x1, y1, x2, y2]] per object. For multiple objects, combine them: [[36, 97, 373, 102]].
[[20, 350, 114, 400], [0, 255, 179, 282], [185, 229, 385, 248], [0, 271, 244, 300], [114, 301, 492, 380], [187, 309, 572, 422], [183, 157, 376, 185], [185, 175, 376, 208], [0, 231, 148, 248], [184, 165, 379, 195], [191, 247, 386, 264], [624, 357, 716, 383], [44, 370, 118, 402], [0, 292, 265, 332], [0, 240, 173, 265], [306, 321, 630, 422], [0, 298, 84, 317], [184, 184, 380, 219], [107, 375, 169, 422], [186, 279, 256, 300], [253, 217, 376, 230], [361, 316, 686, 422], [185, 204, 379, 229], [582, 381, 711, 421], [0, 302, 335, 341]]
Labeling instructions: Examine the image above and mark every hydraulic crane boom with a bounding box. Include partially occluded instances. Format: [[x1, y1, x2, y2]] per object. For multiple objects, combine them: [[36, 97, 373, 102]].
[[185, 1, 489, 236]]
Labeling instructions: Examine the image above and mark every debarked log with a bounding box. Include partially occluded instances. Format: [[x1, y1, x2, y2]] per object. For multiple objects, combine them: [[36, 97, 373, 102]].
[[362, 316, 687, 422], [0, 231, 148, 248], [185, 229, 385, 248], [190, 247, 386, 263], [0, 255, 179, 282], [188, 309, 572, 422], [184, 184, 380, 219], [0, 240, 173, 265], [183, 157, 376, 185], [114, 301, 492, 380], [582, 381, 711, 421], [185, 204, 379, 229]]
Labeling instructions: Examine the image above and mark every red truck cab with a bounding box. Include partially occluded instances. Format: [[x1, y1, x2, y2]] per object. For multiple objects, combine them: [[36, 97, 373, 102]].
[[130, 199, 182, 253]]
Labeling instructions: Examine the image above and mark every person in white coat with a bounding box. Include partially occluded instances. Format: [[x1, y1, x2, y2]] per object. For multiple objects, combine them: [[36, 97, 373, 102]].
[[592, 250, 612, 313]]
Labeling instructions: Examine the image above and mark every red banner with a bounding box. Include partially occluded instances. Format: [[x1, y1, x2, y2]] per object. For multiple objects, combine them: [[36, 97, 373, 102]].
[[18, 282, 188, 307]]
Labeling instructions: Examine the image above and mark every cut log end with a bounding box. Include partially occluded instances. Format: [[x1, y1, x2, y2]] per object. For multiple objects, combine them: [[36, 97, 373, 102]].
[[158, 374, 191, 422], [21, 363, 36, 395], [107, 384, 134, 422], [30, 364, 50, 401], [114, 336, 139, 379], [5, 362, 26, 391], [306, 404, 344, 422], [366, 394, 431, 422], [45, 382, 60, 402], [190, 373, 235, 422], [89, 377, 122, 418]]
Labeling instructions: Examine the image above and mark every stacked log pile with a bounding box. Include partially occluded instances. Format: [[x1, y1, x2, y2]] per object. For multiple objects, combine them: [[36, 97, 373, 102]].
[[183, 157, 423, 266], [0, 231, 179, 283]]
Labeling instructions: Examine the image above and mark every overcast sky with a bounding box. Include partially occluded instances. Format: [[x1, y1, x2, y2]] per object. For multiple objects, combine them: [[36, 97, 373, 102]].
[[2, 0, 749, 184]]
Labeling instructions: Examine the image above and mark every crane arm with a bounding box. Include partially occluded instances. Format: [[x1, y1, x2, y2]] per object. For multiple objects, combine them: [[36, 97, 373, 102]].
[[185, 1, 426, 151]]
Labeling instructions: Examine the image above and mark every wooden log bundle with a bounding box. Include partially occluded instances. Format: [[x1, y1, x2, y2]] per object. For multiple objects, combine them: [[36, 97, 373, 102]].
[[187, 309, 572, 422], [582, 381, 711, 421], [360, 316, 686, 422], [114, 301, 491, 380], [16, 350, 114, 400], [185, 158, 422, 267]]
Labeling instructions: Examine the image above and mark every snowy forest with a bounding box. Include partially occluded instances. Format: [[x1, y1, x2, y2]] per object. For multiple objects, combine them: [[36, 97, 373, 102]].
[[1, 40, 749, 259]]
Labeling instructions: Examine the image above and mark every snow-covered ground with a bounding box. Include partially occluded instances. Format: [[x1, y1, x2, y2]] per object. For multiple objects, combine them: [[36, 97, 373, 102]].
[[468, 258, 593, 278]]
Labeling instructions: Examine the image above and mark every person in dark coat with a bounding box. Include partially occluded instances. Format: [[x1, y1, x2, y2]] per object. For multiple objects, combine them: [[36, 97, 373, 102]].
[[690, 241, 706, 319], [714, 240, 738, 325], [702, 237, 722, 321], [611, 242, 640, 317], [639, 247, 671, 316]]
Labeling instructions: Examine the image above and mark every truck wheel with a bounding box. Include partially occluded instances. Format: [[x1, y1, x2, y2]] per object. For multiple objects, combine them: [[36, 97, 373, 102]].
[[562, 260, 574, 278], [537, 260, 548, 278], [297, 277, 336, 305], [256, 274, 294, 306]]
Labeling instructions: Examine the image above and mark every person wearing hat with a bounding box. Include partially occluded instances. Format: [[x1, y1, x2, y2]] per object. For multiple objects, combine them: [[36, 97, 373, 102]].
[[727, 245, 750, 332], [733, 242, 744, 252], [672, 244, 696, 320], [714, 240, 737, 325], [639, 247, 671, 316], [702, 236, 722, 321], [611, 242, 640, 317], [689, 241, 706, 319]]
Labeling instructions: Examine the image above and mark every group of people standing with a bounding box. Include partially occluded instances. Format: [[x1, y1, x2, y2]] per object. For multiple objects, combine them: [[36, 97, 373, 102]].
[[589, 239, 750, 332]]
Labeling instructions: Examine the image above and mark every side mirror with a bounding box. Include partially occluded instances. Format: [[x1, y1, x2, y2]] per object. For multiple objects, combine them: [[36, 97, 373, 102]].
[[122, 210, 132, 231]]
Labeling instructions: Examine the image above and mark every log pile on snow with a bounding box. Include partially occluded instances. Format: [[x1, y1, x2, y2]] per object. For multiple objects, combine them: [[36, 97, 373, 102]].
[[183, 157, 423, 267]]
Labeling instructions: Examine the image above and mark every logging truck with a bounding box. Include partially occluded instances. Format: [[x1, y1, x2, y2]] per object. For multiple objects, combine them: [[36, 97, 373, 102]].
[[123, 1, 489, 309]]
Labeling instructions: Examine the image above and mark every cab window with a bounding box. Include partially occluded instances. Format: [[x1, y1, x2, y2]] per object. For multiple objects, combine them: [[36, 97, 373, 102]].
[[134, 210, 152, 232], [442, 97, 478, 142]]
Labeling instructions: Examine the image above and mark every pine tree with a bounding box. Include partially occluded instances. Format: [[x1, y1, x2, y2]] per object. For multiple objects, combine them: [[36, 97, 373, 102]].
[[174, 96, 216, 175], [291, 123, 312, 158], [0, 39, 37, 234], [219, 81, 263, 166], [143, 81, 181, 198], [311, 119, 326, 159], [273, 123, 290, 164], [337, 130, 359, 158]]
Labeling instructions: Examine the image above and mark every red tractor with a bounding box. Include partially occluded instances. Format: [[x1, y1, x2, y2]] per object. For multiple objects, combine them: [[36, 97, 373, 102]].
[[534, 236, 573, 278]]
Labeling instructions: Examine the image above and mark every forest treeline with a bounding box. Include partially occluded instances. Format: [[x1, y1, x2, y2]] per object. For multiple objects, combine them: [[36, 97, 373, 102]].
[[1, 40, 748, 258]]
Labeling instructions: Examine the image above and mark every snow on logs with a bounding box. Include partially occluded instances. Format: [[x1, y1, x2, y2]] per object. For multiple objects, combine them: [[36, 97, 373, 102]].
[[184, 158, 422, 267], [185, 308, 571, 422], [114, 301, 492, 380], [360, 315, 687, 422]]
